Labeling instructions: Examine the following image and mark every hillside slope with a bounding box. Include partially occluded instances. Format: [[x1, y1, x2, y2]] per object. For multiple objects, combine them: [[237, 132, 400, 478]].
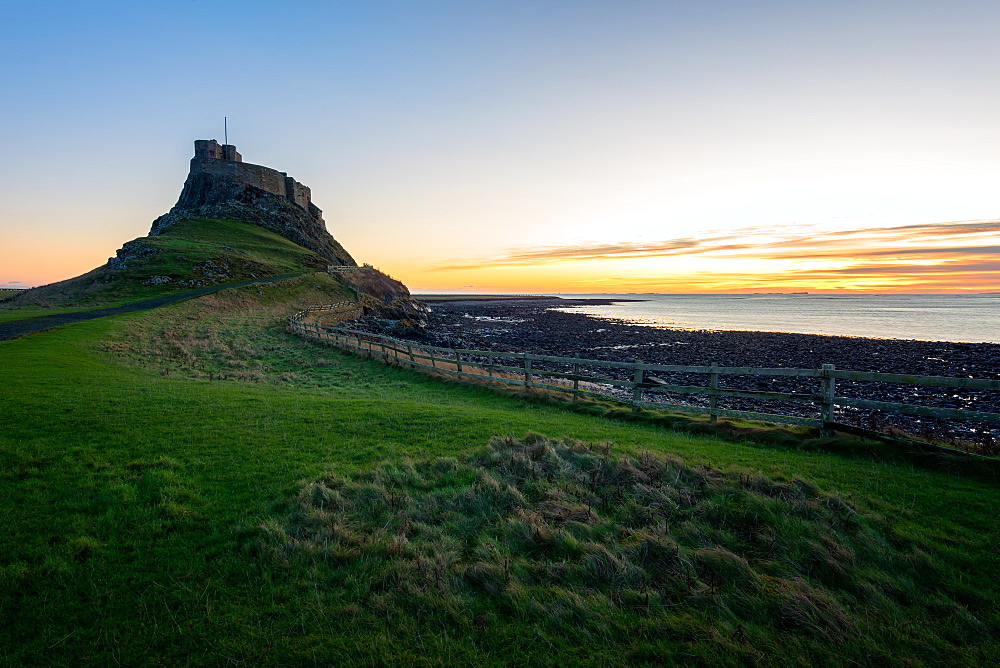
[[10, 218, 328, 307]]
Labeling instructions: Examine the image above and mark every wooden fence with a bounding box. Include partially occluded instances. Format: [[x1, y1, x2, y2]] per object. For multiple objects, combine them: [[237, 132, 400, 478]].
[[292, 302, 364, 327], [287, 310, 1000, 439], [327, 263, 375, 274]]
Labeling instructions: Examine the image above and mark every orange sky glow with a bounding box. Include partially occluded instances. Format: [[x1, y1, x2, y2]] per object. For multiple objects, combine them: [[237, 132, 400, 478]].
[[400, 219, 1000, 294], [3, 3, 1000, 297]]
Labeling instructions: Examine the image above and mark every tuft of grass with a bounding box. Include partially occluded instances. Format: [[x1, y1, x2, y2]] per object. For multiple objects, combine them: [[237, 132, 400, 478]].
[[474, 382, 1000, 476], [261, 435, 995, 665]]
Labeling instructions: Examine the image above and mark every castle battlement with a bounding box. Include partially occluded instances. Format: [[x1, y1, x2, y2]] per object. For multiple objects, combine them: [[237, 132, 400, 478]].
[[189, 140, 316, 213]]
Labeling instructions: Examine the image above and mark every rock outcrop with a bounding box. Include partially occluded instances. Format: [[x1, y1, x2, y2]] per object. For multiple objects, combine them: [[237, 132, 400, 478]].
[[338, 267, 428, 331]]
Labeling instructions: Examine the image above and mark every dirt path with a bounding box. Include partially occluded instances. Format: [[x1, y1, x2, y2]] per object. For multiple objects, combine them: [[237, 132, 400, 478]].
[[0, 273, 305, 342]]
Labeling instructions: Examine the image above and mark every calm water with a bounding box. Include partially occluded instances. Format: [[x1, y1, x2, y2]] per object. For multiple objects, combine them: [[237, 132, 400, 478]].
[[553, 294, 1000, 344]]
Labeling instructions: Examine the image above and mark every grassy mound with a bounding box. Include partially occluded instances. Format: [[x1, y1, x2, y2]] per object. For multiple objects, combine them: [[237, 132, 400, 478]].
[[98, 272, 353, 383], [132, 217, 328, 282], [262, 435, 992, 664], [8, 218, 327, 308]]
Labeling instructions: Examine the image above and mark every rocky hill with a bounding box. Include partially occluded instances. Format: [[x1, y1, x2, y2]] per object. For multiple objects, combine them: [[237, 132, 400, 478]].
[[8, 141, 419, 321], [149, 141, 356, 267]]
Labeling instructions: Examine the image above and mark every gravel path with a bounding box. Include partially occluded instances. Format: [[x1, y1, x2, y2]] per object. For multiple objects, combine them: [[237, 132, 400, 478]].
[[0, 273, 305, 342]]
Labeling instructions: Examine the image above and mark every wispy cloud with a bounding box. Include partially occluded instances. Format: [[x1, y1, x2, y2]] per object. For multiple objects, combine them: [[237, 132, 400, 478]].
[[430, 218, 1000, 272], [824, 261, 1000, 274]]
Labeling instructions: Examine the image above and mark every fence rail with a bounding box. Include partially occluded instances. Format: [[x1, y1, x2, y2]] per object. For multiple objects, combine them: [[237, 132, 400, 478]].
[[327, 263, 374, 273], [287, 310, 1000, 440], [292, 302, 364, 327]]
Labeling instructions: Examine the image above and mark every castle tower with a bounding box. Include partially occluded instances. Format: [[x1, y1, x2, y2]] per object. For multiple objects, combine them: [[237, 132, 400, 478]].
[[193, 139, 242, 162]]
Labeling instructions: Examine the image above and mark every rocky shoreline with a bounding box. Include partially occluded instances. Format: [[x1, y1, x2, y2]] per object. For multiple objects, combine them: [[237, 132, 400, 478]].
[[366, 296, 1000, 444], [413, 297, 1000, 378]]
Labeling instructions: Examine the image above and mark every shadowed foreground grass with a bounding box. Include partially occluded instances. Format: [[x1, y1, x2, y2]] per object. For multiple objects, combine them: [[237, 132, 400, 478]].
[[265, 435, 993, 665], [0, 277, 997, 665]]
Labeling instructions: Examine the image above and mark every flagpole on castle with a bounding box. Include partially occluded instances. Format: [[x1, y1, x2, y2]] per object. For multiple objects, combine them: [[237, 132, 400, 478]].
[[224, 116, 228, 146]]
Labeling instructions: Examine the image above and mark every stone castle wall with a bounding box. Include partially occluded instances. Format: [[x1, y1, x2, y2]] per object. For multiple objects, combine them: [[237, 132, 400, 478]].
[[191, 157, 289, 198], [188, 141, 317, 214], [284, 176, 312, 210]]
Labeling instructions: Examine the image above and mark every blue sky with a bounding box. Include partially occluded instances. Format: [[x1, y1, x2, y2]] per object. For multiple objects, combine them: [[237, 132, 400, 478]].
[[2, 1, 999, 291]]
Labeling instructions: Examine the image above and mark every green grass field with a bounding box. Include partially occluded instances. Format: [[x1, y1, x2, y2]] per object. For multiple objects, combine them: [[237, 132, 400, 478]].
[[2, 275, 997, 665]]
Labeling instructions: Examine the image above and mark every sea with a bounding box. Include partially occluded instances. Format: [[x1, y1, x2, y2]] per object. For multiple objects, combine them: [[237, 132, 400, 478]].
[[551, 293, 1000, 344]]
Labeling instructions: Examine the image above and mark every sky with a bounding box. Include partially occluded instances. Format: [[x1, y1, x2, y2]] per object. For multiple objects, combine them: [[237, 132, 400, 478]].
[[1, 0, 999, 293]]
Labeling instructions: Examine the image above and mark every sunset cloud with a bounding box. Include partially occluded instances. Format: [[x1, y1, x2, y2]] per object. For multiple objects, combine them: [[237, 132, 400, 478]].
[[425, 218, 1000, 292], [446, 219, 1000, 266]]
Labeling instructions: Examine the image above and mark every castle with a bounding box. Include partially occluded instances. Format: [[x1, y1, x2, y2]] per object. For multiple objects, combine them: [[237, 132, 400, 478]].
[[149, 140, 357, 266], [189, 139, 319, 216]]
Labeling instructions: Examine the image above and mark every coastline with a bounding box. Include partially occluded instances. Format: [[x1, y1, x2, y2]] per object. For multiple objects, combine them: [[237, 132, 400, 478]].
[[410, 297, 1000, 379], [383, 297, 1000, 441]]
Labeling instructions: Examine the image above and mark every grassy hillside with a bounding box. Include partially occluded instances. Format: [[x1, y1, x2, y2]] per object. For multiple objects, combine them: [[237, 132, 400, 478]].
[[6, 218, 328, 308], [126, 217, 328, 282], [1, 277, 997, 665]]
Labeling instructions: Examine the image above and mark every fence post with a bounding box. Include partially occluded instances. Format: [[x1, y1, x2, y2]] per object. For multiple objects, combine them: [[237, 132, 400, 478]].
[[524, 356, 532, 389], [821, 363, 836, 436], [487, 355, 494, 379], [632, 364, 643, 411], [456, 349, 463, 377], [572, 363, 580, 403], [407, 343, 415, 367], [709, 362, 719, 423]]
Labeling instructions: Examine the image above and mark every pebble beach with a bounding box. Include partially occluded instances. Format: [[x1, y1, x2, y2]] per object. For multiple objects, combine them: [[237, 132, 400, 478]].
[[399, 296, 1000, 443]]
